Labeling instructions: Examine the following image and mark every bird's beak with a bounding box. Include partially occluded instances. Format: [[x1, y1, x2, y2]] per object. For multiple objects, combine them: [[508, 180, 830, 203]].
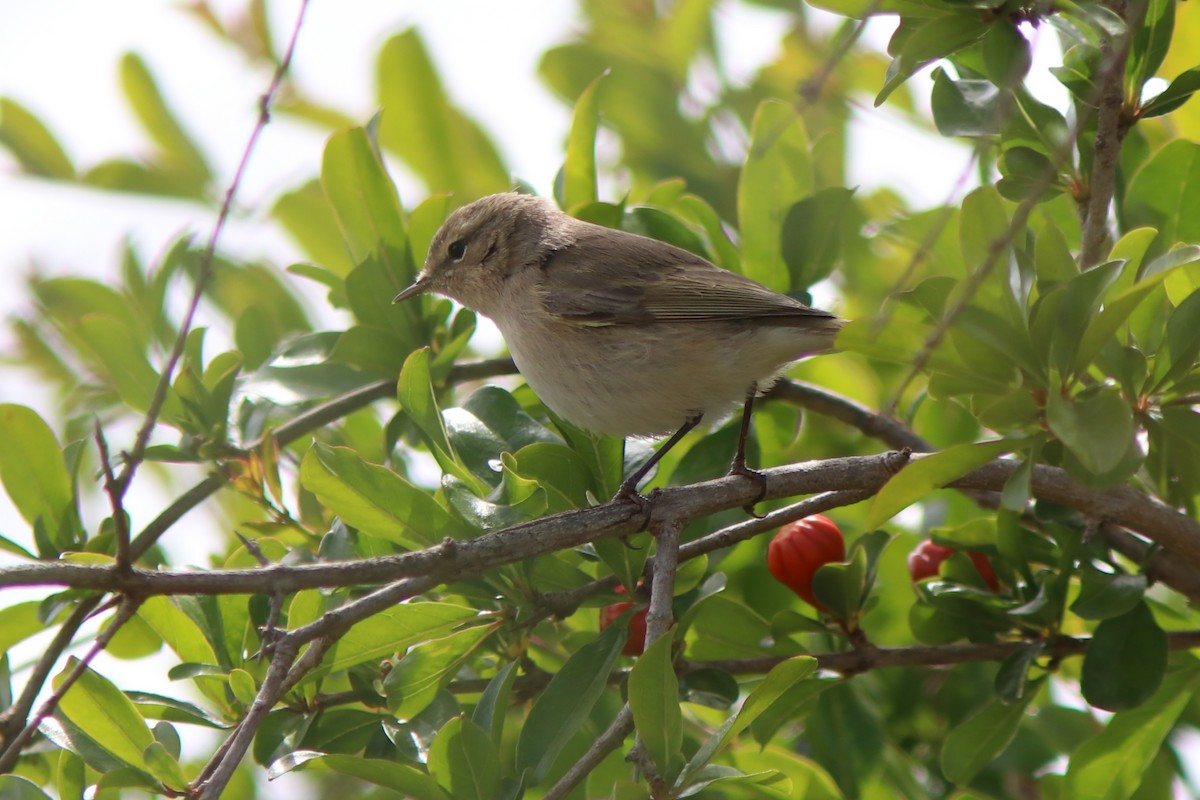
[[393, 274, 432, 303]]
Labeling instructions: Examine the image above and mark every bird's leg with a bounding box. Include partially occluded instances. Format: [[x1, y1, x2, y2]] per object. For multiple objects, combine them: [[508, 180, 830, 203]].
[[613, 413, 703, 507], [729, 384, 768, 516]]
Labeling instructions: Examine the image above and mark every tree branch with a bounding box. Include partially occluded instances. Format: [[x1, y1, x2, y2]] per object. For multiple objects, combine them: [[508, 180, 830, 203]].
[[1078, 0, 1140, 267]]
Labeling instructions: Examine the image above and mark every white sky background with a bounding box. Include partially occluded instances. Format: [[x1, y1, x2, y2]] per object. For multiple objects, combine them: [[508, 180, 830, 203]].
[[0, 1, 1074, 795]]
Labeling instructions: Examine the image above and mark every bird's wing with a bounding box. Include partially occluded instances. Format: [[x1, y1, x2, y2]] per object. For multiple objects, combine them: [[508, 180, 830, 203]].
[[538, 227, 835, 325]]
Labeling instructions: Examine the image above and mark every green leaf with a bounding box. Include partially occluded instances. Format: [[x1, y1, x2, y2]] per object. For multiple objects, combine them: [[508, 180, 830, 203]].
[[1049, 259, 1122, 377], [54, 657, 155, 773], [1066, 662, 1200, 799], [385, 624, 494, 722], [868, 441, 1010, 528], [1070, 563, 1147, 620], [959, 185, 1019, 314], [471, 661, 520, 744], [930, 68, 1000, 137], [0, 405, 75, 551], [1156, 287, 1200, 389], [981, 20, 1031, 86], [0, 777, 52, 799], [320, 125, 414, 290], [1080, 601, 1167, 711], [738, 100, 812, 291], [1125, 140, 1200, 248], [681, 658, 818, 784], [316, 603, 477, 678], [629, 629, 684, 783], [300, 442, 464, 546], [118, 53, 210, 194], [516, 623, 627, 783], [941, 685, 1039, 785], [807, 681, 885, 797], [1141, 66, 1200, 118], [0, 98, 74, 178], [0, 602, 49, 654], [142, 739, 188, 790], [780, 187, 855, 288], [560, 71, 606, 210], [995, 643, 1044, 703], [1074, 253, 1197, 378], [428, 716, 501, 800], [137, 597, 219, 669], [375, 30, 509, 198], [810, 545, 867, 620], [877, 13, 989, 106], [277, 752, 451, 799], [1045, 386, 1134, 476], [1127, 0, 1174, 91], [397, 348, 488, 495], [273, 180, 355, 277], [1050, 44, 1101, 104]]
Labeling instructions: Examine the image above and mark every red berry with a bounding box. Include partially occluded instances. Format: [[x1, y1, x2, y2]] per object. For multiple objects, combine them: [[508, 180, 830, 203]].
[[599, 585, 648, 656], [767, 515, 846, 611], [907, 540, 1000, 592]]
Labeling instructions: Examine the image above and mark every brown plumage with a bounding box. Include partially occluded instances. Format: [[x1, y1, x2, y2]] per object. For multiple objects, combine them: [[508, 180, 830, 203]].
[[395, 192, 842, 497]]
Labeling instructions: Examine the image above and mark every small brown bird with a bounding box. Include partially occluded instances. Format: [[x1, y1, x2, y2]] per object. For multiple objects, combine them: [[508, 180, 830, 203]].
[[394, 192, 842, 501]]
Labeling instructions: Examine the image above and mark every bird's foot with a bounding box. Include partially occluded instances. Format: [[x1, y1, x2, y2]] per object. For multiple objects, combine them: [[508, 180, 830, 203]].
[[728, 462, 768, 517], [613, 480, 655, 532]]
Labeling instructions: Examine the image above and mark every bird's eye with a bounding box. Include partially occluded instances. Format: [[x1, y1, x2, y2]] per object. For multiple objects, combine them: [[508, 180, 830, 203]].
[[448, 239, 468, 263]]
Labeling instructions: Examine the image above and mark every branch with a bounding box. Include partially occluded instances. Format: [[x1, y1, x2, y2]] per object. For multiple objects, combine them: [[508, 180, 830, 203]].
[[544, 705, 635, 800], [9, 450, 1200, 591], [1078, 0, 1140, 267], [773, 380, 1200, 603], [445, 629, 1200, 697]]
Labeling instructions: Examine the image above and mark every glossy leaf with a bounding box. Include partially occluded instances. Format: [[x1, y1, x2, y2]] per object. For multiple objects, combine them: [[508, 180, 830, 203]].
[[560, 71, 605, 210], [1125, 140, 1200, 248], [941, 684, 1039, 785], [738, 100, 812, 291], [780, 186, 855, 288], [1045, 387, 1134, 477], [1070, 563, 1147, 620], [0, 405, 75, 551], [931, 69, 999, 137], [629, 628, 684, 782], [681, 657, 817, 784], [315, 603, 477, 678], [274, 752, 451, 799], [428, 716, 501, 800], [516, 623, 627, 783], [1066, 662, 1200, 798], [53, 657, 156, 773], [868, 441, 1010, 528], [375, 30, 509, 198], [1080, 601, 1167, 711], [385, 624, 495, 722], [299, 442, 464, 546]]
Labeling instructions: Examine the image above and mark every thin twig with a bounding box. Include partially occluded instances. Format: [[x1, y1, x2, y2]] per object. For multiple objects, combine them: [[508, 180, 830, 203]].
[[112, 0, 311, 503], [0, 597, 101, 754], [0, 598, 141, 774], [544, 705, 635, 800], [195, 641, 299, 798], [93, 419, 130, 571], [443, 629, 1200, 696]]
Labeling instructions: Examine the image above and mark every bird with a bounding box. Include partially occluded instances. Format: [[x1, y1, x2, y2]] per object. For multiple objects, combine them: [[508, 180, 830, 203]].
[[394, 192, 842, 504]]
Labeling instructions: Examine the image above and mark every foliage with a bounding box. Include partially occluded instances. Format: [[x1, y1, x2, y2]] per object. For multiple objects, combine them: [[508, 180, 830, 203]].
[[2, 0, 1200, 798]]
